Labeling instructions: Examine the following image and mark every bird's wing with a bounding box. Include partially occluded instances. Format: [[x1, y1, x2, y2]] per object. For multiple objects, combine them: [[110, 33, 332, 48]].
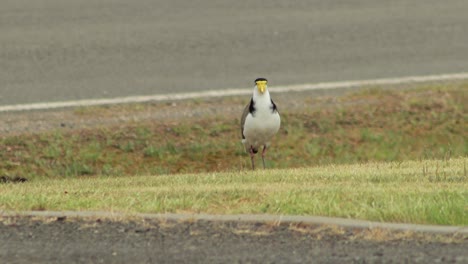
[[240, 98, 254, 139], [270, 99, 278, 113]]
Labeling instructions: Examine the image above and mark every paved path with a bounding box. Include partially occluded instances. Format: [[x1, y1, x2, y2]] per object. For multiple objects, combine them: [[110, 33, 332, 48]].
[[2, 0, 468, 106]]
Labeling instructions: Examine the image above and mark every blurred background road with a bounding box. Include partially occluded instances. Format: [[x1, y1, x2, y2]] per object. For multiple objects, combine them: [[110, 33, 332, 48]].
[[1, 0, 468, 106]]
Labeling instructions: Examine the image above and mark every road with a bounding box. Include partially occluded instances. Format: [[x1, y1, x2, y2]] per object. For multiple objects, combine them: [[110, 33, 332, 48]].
[[2, 0, 468, 106], [1, 215, 467, 263]]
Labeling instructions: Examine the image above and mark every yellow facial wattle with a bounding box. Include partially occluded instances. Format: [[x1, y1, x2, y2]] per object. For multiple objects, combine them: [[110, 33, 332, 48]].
[[256, 80, 267, 93]]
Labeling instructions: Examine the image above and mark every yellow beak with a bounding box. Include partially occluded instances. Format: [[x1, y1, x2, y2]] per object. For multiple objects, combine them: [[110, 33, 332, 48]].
[[256, 81, 267, 93]]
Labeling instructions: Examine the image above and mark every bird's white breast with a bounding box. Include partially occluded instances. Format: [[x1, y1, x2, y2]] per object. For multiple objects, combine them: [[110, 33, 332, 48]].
[[242, 95, 280, 149]]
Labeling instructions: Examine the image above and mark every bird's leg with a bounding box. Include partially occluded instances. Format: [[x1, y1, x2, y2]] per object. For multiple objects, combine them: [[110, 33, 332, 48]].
[[249, 146, 256, 170], [261, 145, 267, 169]]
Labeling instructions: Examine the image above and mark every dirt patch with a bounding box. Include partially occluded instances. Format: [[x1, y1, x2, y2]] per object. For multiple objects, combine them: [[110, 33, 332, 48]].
[[0, 175, 28, 183]]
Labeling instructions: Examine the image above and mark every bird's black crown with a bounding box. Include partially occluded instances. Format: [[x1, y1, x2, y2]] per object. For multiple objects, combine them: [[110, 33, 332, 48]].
[[255, 78, 268, 83]]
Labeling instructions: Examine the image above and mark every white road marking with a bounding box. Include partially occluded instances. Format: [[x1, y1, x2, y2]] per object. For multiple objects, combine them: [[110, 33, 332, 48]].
[[1, 72, 468, 112]]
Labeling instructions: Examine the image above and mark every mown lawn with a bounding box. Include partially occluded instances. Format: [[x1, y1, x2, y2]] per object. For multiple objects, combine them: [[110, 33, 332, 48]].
[[1, 158, 466, 225]]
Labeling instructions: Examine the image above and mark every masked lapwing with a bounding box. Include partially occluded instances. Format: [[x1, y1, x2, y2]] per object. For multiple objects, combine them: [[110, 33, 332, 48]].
[[241, 78, 281, 170]]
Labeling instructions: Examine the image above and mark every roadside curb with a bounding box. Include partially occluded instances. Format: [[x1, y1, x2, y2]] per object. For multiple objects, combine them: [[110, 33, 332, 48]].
[[1, 210, 467, 235]]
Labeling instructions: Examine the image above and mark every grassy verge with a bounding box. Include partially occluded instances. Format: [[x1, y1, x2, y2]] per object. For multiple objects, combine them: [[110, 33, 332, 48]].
[[1, 157, 466, 225], [1, 83, 467, 179], [0, 83, 467, 225]]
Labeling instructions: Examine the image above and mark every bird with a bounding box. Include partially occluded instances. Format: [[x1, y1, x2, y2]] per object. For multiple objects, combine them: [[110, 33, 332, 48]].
[[240, 78, 281, 170]]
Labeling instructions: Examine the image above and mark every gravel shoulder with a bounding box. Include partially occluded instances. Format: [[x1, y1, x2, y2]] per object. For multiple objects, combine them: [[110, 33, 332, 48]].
[[0, 88, 351, 135]]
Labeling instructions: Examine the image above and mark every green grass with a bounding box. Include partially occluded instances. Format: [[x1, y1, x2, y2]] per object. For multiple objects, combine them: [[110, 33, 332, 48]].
[[1, 157, 466, 225]]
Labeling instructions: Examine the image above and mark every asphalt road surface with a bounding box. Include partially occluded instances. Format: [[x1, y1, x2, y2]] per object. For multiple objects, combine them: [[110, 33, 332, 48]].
[[2, 0, 468, 106], [1, 216, 467, 264]]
